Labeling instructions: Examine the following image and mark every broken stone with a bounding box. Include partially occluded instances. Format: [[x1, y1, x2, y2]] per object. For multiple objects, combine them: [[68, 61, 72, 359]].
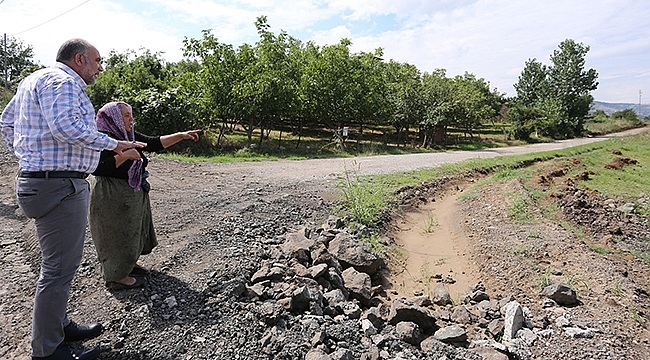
[[434, 325, 468, 344], [502, 301, 524, 342], [540, 283, 578, 306], [387, 298, 436, 331], [395, 321, 421, 345], [432, 283, 453, 306]]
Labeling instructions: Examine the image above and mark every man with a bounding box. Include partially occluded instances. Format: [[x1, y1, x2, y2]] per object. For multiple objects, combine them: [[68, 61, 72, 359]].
[[0, 39, 145, 360]]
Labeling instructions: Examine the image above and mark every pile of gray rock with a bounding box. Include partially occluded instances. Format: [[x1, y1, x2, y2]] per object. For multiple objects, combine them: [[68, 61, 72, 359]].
[[243, 215, 584, 360]]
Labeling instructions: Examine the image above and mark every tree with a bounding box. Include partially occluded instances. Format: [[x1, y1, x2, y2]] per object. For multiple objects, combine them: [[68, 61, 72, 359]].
[[546, 39, 598, 138], [301, 39, 357, 133], [87, 49, 198, 135], [450, 73, 500, 139], [611, 108, 640, 122], [385, 61, 424, 147], [88, 49, 171, 106], [420, 69, 454, 147], [0, 36, 41, 90], [182, 29, 240, 141], [351, 49, 390, 149], [235, 16, 300, 146], [514, 59, 547, 106], [512, 39, 598, 139], [505, 104, 544, 141]]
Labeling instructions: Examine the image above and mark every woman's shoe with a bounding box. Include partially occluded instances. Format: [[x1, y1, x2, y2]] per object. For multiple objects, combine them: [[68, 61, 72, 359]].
[[129, 264, 151, 276], [106, 276, 145, 291]]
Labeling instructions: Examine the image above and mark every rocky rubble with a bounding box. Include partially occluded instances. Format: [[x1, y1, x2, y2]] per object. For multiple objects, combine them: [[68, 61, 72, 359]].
[[241, 213, 595, 360], [3, 138, 650, 359], [557, 185, 650, 248]]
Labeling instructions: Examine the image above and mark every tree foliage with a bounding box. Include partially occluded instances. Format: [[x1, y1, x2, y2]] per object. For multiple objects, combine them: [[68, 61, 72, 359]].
[[514, 59, 547, 106], [511, 39, 599, 140], [611, 108, 640, 122], [87, 50, 197, 135], [0, 35, 41, 90], [385, 61, 423, 146], [4, 24, 606, 154]]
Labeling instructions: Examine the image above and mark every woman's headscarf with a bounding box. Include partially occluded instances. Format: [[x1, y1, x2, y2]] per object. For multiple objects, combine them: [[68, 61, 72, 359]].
[[96, 102, 143, 192]]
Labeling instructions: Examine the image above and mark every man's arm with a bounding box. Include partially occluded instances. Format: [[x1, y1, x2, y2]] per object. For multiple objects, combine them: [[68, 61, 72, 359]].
[[0, 96, 17, 151]]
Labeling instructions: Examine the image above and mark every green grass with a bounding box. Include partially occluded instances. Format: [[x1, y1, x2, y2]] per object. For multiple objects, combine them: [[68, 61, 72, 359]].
[[512, 246, 529, 255], [539, 266, 553, 289], [423, 212, 438, 233], [507, 194, 535, 224], [632, 250, 650, 263], [585, 117, 644, 135], [332, 132, 650, 227], [590, 244, 609, 255], [1, 88, 13, 110], [335, 164, 389, 227], [160, 122, 523, 162], [632, 311, 647, 327], [609, 283, 624, 298], [575, 133, 650, 200], [159, 152, 276, 163], [526, 229, 541, 238], [361, 234, 385, 255]]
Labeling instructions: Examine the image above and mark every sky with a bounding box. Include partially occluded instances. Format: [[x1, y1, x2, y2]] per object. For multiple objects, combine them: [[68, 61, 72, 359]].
[[1, 0, 648, 104]]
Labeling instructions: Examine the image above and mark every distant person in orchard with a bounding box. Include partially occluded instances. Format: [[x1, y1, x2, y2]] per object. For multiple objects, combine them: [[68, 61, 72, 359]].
[[89, 101, 200, 290], [0, 38, 145, 360]]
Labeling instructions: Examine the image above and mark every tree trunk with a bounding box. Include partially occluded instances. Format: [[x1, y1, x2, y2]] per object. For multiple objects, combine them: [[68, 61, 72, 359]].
[[246, 118, 254, 144], [356, 123, 363, 151], [258, 122, 264, 147], [216, 122, 226, 147], [434, 126, 445, 144], [295, 118, 303, 150]]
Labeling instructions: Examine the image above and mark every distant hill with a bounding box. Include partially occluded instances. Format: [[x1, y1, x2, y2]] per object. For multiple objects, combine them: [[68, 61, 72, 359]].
[[592, 101, 650, 118]]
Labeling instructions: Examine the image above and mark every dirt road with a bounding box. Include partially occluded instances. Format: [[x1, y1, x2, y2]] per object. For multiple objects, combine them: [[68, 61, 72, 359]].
[[202, 127, 648, 183], [1, 126, 648, 359]]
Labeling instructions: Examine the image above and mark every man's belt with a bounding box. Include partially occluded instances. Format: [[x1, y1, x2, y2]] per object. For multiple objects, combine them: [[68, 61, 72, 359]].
[[18, 171, 89, 179]]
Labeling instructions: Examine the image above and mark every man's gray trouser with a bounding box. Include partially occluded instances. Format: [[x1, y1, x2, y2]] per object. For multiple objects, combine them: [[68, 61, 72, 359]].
[[15, 176, 90, 357]]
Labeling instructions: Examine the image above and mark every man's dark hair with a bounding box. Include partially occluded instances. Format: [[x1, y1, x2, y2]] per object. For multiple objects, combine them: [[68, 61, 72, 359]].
[[56, 38, 92, 62]]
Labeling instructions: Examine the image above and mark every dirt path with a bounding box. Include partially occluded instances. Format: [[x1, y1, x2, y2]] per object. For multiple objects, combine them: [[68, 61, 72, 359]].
[[200, 127, 648, 182], [390, 181, 478, 301]]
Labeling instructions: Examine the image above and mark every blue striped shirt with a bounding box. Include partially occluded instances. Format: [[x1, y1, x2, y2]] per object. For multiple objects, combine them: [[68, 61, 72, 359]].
[[0, 62, 118, 172]]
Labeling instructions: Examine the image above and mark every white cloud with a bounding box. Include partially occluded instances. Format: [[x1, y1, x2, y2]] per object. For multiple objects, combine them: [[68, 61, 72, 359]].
[[311, 26, 353, 46], [1, 0, 648, 103], [1, 0, 185, 64]]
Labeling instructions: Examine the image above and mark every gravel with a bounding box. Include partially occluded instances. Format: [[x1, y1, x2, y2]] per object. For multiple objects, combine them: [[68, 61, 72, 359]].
[[1, 127, 649, 359]]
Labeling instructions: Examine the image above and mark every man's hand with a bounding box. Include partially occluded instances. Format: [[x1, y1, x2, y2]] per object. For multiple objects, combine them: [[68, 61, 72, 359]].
[[121, 148, 142, 161], [115, 140, 146, 153]]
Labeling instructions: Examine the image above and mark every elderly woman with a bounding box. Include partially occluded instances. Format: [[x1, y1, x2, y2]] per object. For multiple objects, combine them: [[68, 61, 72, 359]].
[[90, 101, 200, 290]]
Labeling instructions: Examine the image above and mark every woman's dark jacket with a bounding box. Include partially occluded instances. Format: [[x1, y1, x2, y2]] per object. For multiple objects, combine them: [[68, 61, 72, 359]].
[[92, 131, 164, 179]]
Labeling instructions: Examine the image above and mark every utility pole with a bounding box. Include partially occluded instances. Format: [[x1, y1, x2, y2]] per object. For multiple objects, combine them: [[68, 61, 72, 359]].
[[640, 90, 643, 118], [3, 33, 7, 90]]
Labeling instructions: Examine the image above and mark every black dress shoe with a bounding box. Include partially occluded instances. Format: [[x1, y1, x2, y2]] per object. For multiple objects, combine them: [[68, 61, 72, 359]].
[[32, 343, 101, 360], [64, 321, 103, 342]]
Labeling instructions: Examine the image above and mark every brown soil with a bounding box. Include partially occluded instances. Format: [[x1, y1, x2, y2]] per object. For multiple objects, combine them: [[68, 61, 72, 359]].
[[389, 179, 480, 301], [387, 155, 650, 358], [2, 127, 650, 359]]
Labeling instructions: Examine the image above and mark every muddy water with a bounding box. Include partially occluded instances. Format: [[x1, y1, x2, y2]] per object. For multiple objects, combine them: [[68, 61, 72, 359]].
[[389, 188, 478, 302]]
